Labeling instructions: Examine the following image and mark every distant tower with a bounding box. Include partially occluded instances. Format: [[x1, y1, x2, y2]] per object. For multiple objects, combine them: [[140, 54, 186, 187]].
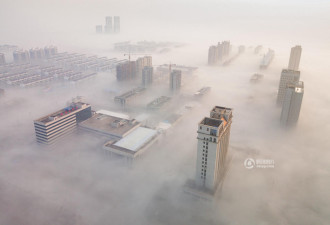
[[136, 56, 152, 77], [195, 106, 233, 192], [288, 45, 302, 71], [114, 16, 120, 33], [0, 53, 5, 65], [276, 69, 300, 106], [280, 81, 304, 126], [170, 70, 181, 91], [96, 25, 103, 33], [104, 16, 113, 33], [208, 45, 218, 65], [142, 66, 153, 87]]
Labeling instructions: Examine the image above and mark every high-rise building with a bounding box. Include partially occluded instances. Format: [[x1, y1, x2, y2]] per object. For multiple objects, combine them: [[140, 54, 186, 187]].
[[195, 106, 233, 192], [104, 16, 113, 33], [170, 70, 181, 91], [114, 16, 120, 33], [13, 50, 30, 63], [208, 46, 218, 65], [136, 56, 152, 77], [29, 48, 45, 60], [96, 25, 103, 33], [33, 101, 92, 144], [288, 45, 302, 71], [142, 66, 153, 87], [44, 46, 58, 58], [116, 61, 137, 81], [276, 69, 300, 106], [280, 81, 304, 126], [0, 53, 5, 65]]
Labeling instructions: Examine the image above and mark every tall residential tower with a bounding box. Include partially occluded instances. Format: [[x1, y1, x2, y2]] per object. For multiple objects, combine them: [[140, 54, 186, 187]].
[[280, 81, 304, 126], [288, 45, 302, 71], [195, 106, 233, 192], [276, 69, 300, 106]]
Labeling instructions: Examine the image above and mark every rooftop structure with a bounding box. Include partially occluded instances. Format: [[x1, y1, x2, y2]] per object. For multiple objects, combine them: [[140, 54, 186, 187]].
[[146, 96, 171, 110], [103, 127, 158, 163], [79, 112, 140, 139], [194, 87, 211, 97], [250, 73, 264, 83], [114, 87, 146, 108]]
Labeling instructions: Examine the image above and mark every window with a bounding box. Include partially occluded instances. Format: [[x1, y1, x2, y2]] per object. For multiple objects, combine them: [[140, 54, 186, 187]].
[[206, 142, 208, 145], [202, 157, 204, 160], [200, 126, 202, 130], [214, 138, 216, 142], [206, 146, 208, 150], [207, 128, 209, 131]]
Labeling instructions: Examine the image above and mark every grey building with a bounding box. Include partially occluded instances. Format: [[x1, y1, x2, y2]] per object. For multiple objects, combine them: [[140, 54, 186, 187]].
[[34, 101, 92, 144], [142, 66, 153, 87], [116, 61, 137, 81], [114, 16, 120, 33], [288, 45, 302, 71], [195, 106, 233, 192], [13, 50, 30, 63], [280, 81, 304, 127], [0, 53, 5, 65], [104, 16, 113, 33], [276, 69, 300, 106], [170, 70, 181, 91], [208, 45, 218, 65], [96, 25, 103, 33]]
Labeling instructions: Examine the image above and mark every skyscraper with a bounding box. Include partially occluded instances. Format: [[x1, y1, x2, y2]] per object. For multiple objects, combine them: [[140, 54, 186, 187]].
[[170, 70, 181, 91], [96, 25, 103, 33], [142, 66, 153, 87], [288, 45, 302, 71], [195, 106, 233, 192], [280, 81, 304, 127], [136, 56, 152, 77], [116, 61, 137, 81], [276, 69, 300, 106], [114, 16, 120, 33], [104, 16, 113, 33], [208, 45, 218, 65]]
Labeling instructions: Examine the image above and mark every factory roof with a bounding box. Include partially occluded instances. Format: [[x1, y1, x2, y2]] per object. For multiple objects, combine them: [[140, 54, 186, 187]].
[[96, 110, 130, 120], [113, 127, 157, 152], [79, 113, 140, 138]]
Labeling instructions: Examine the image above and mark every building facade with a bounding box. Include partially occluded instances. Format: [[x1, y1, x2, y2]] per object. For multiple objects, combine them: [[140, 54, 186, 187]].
[[34, 102, 92, 144], [114, 16, 120, 33], [142, 66, 153, 87], [280, 81, 304, 126], [276, 69, 300, 106], [116, 61, 136, 81], [170, 69, 181, 91], [104, 16, 113, 33], [288, 45, 302, 71], [195, 106, 233, 192]]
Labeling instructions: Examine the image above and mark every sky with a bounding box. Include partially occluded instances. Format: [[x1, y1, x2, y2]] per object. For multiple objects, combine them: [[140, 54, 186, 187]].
[[0, 0, 330, 224]]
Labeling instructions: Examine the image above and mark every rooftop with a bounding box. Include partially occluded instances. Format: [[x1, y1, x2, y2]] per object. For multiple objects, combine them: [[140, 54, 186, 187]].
[[114, 87, 146, 100], [35, 102, 90, 124], [113, 127, 157, 152], [79, 113, 140, 138], [200, 117, 223, 128]]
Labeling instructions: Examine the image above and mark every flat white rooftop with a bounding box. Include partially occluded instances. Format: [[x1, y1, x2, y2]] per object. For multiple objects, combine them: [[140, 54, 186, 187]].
[[114, 127, 157, 152], [96, 110, 129, 120]]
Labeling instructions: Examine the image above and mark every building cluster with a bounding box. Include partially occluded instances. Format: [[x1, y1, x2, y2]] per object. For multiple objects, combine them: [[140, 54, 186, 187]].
[[276, 45, 304, 127], [96, 16, 120, 34], [116, 56, 152, 81], [259, 49, 275, 69], [113, 41, 183, 53], [208, 41, 231, 65], [13, 46, 58, 63]]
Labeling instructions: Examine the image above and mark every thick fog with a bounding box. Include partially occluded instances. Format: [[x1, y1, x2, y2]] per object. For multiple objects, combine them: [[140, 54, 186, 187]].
[[0, 0, 330, 224]]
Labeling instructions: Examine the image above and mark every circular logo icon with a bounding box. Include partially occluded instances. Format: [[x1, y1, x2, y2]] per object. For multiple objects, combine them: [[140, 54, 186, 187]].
[[244, 158, 255, 169]]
